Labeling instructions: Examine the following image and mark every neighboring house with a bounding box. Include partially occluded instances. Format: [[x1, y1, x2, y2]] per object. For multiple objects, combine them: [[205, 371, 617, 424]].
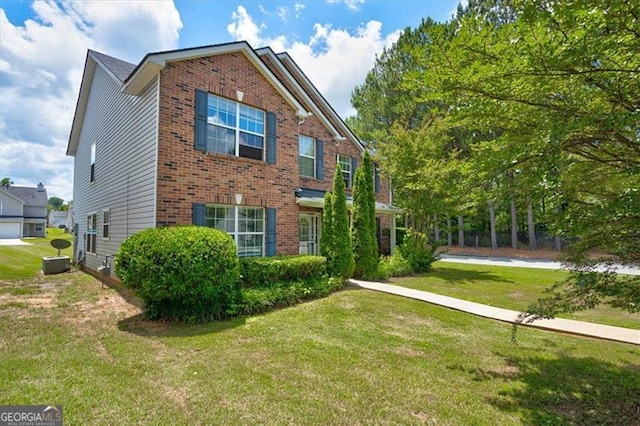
[[49, 210, 72, 230], [0, 183, 48, 239], [66, 41, 400, 276]]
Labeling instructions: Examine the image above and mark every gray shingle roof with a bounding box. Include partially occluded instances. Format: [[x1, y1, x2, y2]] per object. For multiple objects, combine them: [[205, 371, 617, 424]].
[[89, 50, 136, 82], [5, 185, 48, 207]]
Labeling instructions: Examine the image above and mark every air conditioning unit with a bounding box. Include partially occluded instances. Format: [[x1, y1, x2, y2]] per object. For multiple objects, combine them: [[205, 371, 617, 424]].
[[42, 256, 71, 275]]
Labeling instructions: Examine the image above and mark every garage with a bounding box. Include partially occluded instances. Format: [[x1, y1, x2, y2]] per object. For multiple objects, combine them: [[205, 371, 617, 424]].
[[0, 222, 22, 239]]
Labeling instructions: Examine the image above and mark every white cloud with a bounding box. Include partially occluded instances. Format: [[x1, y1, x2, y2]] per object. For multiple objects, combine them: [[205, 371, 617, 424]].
[[226, 6, 399, 118], [326, 0, 365, 11], [0, 1, 182, 201], [293, 3, 305, 18]]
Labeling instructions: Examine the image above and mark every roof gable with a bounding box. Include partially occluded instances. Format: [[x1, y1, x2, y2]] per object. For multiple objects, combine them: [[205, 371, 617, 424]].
[[275, 52, 365, 153], [4, 186, 48, 207], [67, 42, 311, 157]]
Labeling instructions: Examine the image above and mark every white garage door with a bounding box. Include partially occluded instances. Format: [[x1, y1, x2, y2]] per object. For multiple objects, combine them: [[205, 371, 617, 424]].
[[0, 222, 21, 239]]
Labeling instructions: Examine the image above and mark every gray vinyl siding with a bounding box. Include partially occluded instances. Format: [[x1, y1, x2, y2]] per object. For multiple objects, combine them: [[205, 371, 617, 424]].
[[72, 65, 158, 271], [0, 193, 23, 216], [23, 206, 47, 219]]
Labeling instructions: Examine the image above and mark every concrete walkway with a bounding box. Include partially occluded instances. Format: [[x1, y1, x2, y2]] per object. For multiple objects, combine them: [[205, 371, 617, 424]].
[[349, 279, 640, 346], [0, 239, 32, 246], [440, 254, 640, 276]]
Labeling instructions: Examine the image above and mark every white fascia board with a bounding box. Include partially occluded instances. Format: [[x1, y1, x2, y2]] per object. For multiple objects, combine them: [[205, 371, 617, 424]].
[[122, 43, 308, 118], [256, 47, 342, 140], [0, 189, 26, 204], [277, 53, 365, 152], [66, 54, 97, 157], [296, 197, 402, 214]]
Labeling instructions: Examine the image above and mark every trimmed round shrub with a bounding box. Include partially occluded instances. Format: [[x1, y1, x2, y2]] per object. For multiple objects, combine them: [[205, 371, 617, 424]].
[[115, 226, 240, 322]]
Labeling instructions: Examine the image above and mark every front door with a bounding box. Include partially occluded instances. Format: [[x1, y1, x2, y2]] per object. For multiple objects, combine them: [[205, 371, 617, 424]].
[[299, 213, 320, 255]]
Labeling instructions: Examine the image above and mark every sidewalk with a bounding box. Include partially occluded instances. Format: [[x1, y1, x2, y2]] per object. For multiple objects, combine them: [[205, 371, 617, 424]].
[[349, 279, 640, 346]]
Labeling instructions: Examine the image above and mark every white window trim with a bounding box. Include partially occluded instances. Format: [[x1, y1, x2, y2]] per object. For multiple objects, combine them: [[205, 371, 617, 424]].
[[102, 209, 110, 240], [337, 154, 352, 187], [207, 94, 265, 160], [86, 212, 97, 255], [205, 205, 265, 257], [299, 134, 316, 178]]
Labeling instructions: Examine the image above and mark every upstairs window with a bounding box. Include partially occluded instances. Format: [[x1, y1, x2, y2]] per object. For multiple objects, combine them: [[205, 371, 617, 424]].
[[299, 135, 316, 178], [90, 143, 96, 183], [203, 93, 265, 160], [337, 154, 353, 188]]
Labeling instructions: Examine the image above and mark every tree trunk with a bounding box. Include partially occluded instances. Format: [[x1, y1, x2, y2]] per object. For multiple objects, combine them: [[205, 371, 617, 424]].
[[447, 216, 452, 246], [489, 200, 497, 250], [527, 196, 537, 251], [458, 215, 464, 248], [553, 206, 562, 251], [434, 214, 440, 241], [510, 198, 518, 249]]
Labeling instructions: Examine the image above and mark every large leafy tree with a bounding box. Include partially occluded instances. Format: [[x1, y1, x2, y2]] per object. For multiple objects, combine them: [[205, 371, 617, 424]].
[[418, 0, 640, 314]]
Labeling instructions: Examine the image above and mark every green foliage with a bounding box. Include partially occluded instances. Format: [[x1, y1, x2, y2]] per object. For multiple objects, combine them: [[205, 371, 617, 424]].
[[320, 191, 335, 271], [0, 177, 13, 187], [237, 277, 345, 316], [48, 196, 64, 212], [239, 255, 327, 288], [350, 152, 378, 279], [398, 229, 439, 273], [330, 164, 355, 279], [376, 251, 415, 279], [115, 226, 240, 322]]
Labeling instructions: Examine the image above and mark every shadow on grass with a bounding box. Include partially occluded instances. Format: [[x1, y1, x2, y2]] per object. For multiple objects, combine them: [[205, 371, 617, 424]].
[[451, 352, 640, 425], [118, 313, 246, 338], [395, 265, 515, 285]]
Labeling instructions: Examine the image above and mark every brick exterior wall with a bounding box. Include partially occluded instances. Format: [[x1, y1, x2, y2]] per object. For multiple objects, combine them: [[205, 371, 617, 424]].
[[156, 51, 392, 255]]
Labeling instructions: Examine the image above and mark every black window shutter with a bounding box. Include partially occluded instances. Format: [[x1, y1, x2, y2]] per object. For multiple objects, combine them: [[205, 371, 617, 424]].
[[266, 208, 276, 256], [316, 139, 324, 179], [192, 203, 205, 225], [351, 157, 358, 187], [374, 164, 381, 193], [266, 112, 277, 164], [194, 90, 208, 152]]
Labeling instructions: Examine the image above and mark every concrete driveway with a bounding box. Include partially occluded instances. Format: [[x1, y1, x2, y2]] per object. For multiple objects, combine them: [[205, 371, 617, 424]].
[[439, 254, 640, 276], [0, 239, 32, 246]]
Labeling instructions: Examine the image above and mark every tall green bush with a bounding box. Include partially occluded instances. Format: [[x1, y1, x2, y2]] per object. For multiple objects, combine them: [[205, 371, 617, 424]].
[[398, 228, 439, 273], [320, 191, 335, 273], [115, 226, 240, 322], [351, 151, 379, 278], [331, 163, 355, 279]]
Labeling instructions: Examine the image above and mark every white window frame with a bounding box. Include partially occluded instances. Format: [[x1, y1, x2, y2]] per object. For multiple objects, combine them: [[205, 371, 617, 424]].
[[90, 143, 96, 183], [299, 135, 316, 178], [204, 205, 265, 258], [102, 209, 110, 240], [206, 94, 265, 160], [86, 212, 97, 255], [337, 154, 352, 188]]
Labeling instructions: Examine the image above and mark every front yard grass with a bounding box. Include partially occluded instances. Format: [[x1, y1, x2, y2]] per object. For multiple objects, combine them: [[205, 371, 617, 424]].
[[390, 261, 640, 329], [0, 271, 638, 425], [0, 228, 73, 280]]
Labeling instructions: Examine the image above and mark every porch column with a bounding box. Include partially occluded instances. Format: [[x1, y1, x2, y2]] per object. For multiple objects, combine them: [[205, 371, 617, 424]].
[[390, 213, 396, 255]]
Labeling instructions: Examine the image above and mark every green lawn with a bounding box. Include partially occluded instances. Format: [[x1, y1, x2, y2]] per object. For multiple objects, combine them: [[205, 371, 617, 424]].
[[390, 261, 640, 329], [0, 228, 73, 280], [0, 271, 639, 425]]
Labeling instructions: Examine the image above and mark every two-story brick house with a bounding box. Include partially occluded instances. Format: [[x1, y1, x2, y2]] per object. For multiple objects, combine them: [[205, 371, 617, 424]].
[[66, 41, 399, 276]]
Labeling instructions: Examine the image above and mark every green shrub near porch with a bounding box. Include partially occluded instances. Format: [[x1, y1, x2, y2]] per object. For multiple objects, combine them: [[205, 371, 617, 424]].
[[239, 255, 327, 288]]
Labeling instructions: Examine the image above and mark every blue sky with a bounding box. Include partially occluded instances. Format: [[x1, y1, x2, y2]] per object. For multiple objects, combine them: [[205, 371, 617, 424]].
[[0, 0, 461, 202]]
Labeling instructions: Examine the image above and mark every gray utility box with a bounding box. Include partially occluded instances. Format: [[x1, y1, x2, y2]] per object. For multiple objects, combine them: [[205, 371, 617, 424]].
[[42, 256, 71, 275]]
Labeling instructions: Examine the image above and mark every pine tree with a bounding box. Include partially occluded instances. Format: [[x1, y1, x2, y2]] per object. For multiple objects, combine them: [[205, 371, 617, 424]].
[[351, 152, 379, 278], [331, 163, 354, 279], [320, 191, 335, 273]]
